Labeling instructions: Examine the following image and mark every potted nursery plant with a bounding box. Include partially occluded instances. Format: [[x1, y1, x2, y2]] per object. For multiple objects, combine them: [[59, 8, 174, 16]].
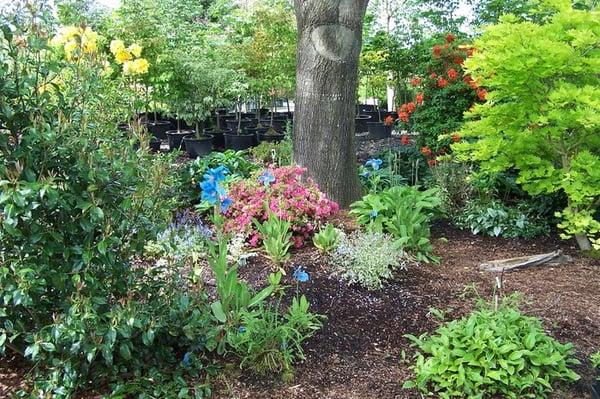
[[367, 100, 392, 140], [224, 94, 256, 150], [255, 87, 285, 143]]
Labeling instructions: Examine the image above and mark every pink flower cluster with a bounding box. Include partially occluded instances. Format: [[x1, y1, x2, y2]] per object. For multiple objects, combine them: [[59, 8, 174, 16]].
[[223, 166, 339, 247]]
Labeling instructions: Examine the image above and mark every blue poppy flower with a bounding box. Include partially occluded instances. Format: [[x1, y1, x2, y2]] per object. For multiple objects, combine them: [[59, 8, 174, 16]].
[[365, 158, 383, 170], [360, 170, 371, 178], [182, 352, 191, 367], [369, 210, 378, 219], [220, 197, 232, 213], [238, 326, 247, 333], [203, 166, 229, 184], [293, 266, 310, 282], [258, 170, 276, 187]]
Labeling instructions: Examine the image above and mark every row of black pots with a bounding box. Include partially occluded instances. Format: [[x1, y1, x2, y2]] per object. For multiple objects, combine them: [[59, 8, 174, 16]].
[[354, 114, 393, 140]]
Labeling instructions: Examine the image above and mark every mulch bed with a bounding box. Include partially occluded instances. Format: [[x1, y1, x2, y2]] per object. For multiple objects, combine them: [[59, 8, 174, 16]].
[[2, 220, 598, 399]]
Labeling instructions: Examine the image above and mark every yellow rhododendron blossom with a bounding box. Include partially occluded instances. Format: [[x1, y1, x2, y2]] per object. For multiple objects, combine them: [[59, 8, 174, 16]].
[[81, 27, 98, 54], [128, 43, 142, 58], [64, 40, 78, 61], [110, 39, 126, 55], [114, 48, 132, 64], [123, 58, 149, 75]]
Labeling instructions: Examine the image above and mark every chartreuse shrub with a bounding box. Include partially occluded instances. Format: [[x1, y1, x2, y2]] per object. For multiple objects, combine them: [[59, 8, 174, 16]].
[[453, 4, 600, 251], [404, 298, 580, 398], [350, 186, 441, 262]]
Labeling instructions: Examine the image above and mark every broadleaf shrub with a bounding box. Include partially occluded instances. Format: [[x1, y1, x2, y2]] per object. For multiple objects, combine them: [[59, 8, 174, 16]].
[[404, 300, 580, 398]]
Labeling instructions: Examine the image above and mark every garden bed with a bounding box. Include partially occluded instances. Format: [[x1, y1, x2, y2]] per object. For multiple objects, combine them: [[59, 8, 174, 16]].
[[210, 220, 599, 399]]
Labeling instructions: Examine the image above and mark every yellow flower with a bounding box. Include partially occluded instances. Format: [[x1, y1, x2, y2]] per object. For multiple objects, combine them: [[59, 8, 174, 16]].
[[123, 58, 149, 75], [81, 27, 98, 54], [61, 26, 80, 41], [114, 48, 132, 64], [110, 39, 126, 55], [64, 40, 78, 61], [128, 43, 142, 58]]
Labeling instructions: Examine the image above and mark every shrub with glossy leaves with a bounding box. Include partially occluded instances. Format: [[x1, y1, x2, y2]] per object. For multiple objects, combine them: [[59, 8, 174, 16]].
[[404, 300, 580, 398]]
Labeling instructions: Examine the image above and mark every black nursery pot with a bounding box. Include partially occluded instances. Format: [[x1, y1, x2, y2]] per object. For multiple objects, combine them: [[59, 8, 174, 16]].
[[592, 381, 600, 399], [355, 114, 371, 133], [259, 118, 287, 133], [147, 120, 171, 140], [357, 104, 377, 113], [256, 128, 285, 143], [367, 122, 392, 140], [184, 135, 213, 158], [166, 129, 194, 151], [203, 127, 231, 149], [224, 132, 255, 151], [149, 138, 162, 153], [225, 119, 253, 132]]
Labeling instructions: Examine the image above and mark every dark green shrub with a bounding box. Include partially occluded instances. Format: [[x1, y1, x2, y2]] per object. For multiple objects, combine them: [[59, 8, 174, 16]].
[[404, 300, 580, 398]]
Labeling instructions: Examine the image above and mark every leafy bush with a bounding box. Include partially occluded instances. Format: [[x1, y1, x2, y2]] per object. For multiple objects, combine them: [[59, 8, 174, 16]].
[[359, 157, 406, 193], [331, 231, 412, 290], [224, 166, 339, 248], [373, 144, 431, 186], [312, 223, 342, 253], [249, 137, 292, 166], [350, 186, 441, 262], [0, 11, 211, 396], [254, 212, 293, 266], [456, 199, 551, 238], [404, 300, 580, 398], [453, 6, 600, 250], [395, 34, 485, 151], [426, 161, 475, 214]]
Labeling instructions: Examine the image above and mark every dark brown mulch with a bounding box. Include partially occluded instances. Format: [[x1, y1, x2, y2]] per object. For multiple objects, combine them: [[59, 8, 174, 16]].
[[213, 220, 600, 399], [2, 221, 598, 399]]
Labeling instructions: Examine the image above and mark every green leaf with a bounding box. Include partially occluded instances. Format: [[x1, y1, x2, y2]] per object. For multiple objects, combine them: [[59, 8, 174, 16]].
[[211, 301, 227, 323]]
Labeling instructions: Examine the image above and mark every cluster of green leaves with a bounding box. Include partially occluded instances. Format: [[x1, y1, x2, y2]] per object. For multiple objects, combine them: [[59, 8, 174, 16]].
[[254, 212, 293, 266], [249, 136, 293, 166], [0, 6, 216, 397], [331, 231, 411, 290], [207, 241, 322, 380], [374, 145, 431, 186], [359, 154, 407, 193], [226, 295, 323, 382], [454, 5, 600, 250], [350, 186, 441, 262], [455, 199, 551, 239], [312, 223, 342, 254], [404, 299, 581, 398], [591, 351, 600, 379], [425, 161, 475, 214]]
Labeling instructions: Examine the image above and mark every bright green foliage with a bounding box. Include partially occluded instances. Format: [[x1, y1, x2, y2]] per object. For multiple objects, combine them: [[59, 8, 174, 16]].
[[312, 223, 342, 253], [456, 199, 551, 238], [254, 212, 293, 265], [350, 186, 441, 262], [227, 295, 323, 381], [591, 351, 600, 379], [331, 231, 410, 290], [454, 5, 600, 249], [249, 137, 293, 166], [404, 300, 581, 398]]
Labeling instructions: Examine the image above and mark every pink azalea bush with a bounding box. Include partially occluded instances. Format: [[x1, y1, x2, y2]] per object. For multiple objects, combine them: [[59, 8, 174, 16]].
[[223, 166, 339, 247]]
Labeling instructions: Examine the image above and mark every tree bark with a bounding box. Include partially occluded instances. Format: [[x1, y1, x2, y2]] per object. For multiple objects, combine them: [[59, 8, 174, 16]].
[[293, 0, 368, 207]]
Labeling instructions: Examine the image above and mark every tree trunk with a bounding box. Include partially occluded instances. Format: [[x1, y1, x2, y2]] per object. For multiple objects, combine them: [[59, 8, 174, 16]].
[[293, 0, 368, 207]]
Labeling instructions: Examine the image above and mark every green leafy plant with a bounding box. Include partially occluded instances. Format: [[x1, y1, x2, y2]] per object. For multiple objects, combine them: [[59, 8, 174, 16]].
[[350, 186, 441, 262], [254, 212, 293, 266], [249, 136, 292, 166], [226, 295, 322, 382], [456, 199, 551, 239], [312, 223, 342, 253], [331, 231, 412, 290], [453, 5, 600, 250], [404, 298, 581, 398], [591, 351, 600, 381], [359, 155, 407, 193]]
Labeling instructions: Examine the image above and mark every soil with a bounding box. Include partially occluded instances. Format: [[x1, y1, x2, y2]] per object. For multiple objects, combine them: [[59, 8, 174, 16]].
[[1, 220, 598, 399]]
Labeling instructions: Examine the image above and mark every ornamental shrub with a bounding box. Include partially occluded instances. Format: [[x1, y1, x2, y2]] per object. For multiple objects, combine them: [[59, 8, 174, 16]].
[[223, 166, 339, 248], [396, 34, 486, 151], [404, 299, 580, 398], [453, 5, 600, 250]]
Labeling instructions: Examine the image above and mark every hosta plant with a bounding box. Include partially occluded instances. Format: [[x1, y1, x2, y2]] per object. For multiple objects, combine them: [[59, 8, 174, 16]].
[[404, 299, 580, 398], [350, 186, 441, 262]]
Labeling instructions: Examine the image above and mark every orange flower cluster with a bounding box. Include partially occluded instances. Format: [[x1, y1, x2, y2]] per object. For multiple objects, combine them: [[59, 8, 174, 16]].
[[398, 101, 417, 123]]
